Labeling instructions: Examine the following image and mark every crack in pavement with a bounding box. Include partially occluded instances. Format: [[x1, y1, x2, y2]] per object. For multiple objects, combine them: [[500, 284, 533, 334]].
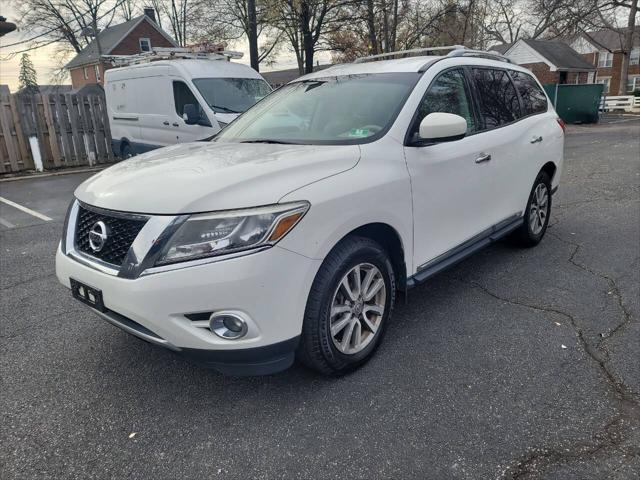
[[456, 255, 639, 479], [462, 279, 640, 479], [548, 231, 637, 365]]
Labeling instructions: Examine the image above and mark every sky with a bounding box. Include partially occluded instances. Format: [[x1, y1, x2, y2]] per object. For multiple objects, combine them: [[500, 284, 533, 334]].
[[0, 5, 330, 91]]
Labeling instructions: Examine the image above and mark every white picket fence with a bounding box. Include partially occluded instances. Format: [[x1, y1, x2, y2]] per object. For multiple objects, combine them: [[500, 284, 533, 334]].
[[600, 95, 640, 113]]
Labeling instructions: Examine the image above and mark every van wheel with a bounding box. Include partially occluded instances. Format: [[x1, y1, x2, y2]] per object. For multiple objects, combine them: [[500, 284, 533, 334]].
[[121, 143, 133, 159], [511, 171, 552, 247], [297, 236, 395, 375]]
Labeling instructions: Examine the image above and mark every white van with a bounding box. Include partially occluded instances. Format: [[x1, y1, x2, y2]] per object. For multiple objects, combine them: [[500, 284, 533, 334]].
[[104, 58, 272, 157]]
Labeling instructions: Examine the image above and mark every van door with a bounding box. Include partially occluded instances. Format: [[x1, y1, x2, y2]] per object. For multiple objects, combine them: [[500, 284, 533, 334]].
[[171, 80, 215, 142], [404, 68, 499, 269], [134, 67, 176, 150], [105, 77, 142, 155]]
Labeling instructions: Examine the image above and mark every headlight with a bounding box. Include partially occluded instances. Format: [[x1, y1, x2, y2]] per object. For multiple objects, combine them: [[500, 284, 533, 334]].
[[156, 201, 309, 265]]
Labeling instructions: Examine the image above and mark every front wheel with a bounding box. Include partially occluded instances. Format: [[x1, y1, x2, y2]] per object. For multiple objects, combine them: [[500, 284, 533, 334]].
[[297, 236, 395, 375], [511, 171, 552, 247]]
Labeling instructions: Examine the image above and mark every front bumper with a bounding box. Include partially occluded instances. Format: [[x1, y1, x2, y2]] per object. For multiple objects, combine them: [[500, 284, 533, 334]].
[[56, 244, 321, 375]]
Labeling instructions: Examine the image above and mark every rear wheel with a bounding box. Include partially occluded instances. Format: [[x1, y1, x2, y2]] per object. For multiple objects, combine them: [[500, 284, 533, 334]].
[[297, 236, 395, 375], [121, 143, 133, 159], [511, 171, 552, 247]]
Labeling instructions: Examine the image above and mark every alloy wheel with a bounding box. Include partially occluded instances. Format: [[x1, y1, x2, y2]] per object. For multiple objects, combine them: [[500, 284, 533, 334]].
[[329, 263, 386, 355], [529, 183, 549, 235]]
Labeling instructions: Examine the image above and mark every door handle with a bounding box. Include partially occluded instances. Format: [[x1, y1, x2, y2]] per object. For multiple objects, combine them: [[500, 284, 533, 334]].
[[530, 136, 543, 144], [172, 122, 179, 127], [162, 121, 170, 126], [475, 152, 491, 164]]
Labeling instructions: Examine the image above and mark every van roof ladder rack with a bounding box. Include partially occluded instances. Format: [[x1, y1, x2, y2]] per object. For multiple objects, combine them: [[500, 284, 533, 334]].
[[354, 45, 511, 64], [102, 45, 244, 67]]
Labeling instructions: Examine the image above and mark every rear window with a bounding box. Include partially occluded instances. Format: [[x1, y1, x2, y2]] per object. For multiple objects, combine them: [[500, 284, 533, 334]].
[[510, 71, 548, 116], [472, 68, 521, 128]]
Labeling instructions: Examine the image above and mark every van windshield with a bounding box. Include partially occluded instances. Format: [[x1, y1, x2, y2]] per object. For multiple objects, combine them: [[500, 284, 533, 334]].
[[193, 78, 272, 114], [214, 72, 420, 145]]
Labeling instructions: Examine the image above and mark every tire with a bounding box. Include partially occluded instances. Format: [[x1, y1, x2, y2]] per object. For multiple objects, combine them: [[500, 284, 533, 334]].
[[297, 236, 396, 375], [121, 143, 133, 159], [511, 171, 552, 247]]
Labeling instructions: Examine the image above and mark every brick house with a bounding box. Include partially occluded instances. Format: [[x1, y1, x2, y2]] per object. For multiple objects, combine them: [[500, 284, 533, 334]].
[[568, 28, 640, 95], [491, 39, 597, 86], [65, 9, 177, 89]]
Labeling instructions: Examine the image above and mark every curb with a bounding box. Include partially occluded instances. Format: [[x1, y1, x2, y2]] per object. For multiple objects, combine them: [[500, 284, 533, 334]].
[[0, 166, 107, 183]]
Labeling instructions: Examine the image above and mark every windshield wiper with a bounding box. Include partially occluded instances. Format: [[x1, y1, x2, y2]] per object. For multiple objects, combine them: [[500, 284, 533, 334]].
[[240, 139, 298, 144], [212, 105, 241, 113]]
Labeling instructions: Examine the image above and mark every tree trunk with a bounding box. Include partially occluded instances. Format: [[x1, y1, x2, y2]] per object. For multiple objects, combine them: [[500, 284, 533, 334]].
[[618, 0, 638, 95], [248, 0, 259, 71], [366, 0, 378, 54]]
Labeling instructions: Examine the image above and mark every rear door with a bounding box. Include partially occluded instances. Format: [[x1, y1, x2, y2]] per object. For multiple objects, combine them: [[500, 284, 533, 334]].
[[404, 67, 500, 268], [506, 70, 559, 212], [468, 67, 531, 222]]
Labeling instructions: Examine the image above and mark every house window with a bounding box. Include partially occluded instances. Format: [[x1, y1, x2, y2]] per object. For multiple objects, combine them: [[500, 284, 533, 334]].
[[596, 77, 611, 94], [83, 67, 89, 80], [631, 48, 640, 66], [597, 51, 613, 68], [139, 38, 151, 52], [627, 76, 640, 93], [94, 64, 101, 82]]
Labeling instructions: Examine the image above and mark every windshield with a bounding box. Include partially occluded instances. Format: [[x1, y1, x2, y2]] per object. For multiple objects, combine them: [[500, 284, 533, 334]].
[[192, 78, 272, 114], [214, 73, 420, 145]]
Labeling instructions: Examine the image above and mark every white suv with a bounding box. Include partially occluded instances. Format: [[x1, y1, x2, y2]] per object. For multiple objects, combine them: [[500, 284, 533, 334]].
[[56, 47, 564, 376]]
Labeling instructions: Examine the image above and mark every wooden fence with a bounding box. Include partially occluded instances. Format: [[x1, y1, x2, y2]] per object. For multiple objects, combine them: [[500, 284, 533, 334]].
[[0, 93, 115, 174]]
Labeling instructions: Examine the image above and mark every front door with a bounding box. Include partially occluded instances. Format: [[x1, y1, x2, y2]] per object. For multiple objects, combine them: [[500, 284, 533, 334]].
[[403, 68, 500, 270]]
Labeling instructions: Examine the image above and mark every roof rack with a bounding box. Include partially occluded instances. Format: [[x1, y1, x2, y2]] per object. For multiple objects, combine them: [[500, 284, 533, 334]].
[[353, 45, 511, 64], [354, 45, 465, 63], [102, 44, 244, 67], [446, 48, 512, 63]]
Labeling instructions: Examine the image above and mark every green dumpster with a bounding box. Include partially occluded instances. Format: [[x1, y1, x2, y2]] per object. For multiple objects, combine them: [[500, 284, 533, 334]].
[[543, 83, 604, 124]]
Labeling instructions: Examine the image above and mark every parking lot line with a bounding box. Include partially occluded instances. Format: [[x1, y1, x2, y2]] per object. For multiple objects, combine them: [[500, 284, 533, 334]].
[[0, 217, 15, 228], [0, 196, 53, 222]]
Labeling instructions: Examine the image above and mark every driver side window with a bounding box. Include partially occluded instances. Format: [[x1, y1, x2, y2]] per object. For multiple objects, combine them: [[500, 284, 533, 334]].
[[410, 69, 476, 141], [172, 81, 202, 117]]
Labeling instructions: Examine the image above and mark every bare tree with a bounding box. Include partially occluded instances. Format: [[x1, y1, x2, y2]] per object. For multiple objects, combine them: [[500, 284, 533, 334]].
[[270, 0, 357, 74], [7, 0, 124, 56], [193, 1, 282, 70]]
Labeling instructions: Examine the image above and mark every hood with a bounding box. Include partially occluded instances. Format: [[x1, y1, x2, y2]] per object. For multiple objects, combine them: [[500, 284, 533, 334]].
[[75, 142, 360, 214]]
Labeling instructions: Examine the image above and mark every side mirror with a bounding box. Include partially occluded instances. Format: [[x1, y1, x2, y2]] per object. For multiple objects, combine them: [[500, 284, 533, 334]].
[[183, 104, 200, 125], [418, 112, 467, 143]]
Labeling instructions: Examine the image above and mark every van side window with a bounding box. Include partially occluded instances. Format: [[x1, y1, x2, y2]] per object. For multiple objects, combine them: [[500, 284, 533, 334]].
[[172, 81, 200, 117], [410, 69, 475, 141], [472, 68, 521, 128], [510, 71, 548, 116]]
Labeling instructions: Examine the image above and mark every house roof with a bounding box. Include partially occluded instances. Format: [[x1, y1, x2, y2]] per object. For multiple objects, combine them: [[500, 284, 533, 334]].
[[16, 84, 72, 95], [65, 15, 177, 69], [261, 64, 332, 86], [522, 39, 596, 70], [578, 27, 640, 52], [504, 39, 596, 71], [488, 43, 513, 54]]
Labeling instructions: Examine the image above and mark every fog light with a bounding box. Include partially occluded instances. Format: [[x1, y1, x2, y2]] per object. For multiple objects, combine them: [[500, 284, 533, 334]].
[[209, 313, 248, 339]]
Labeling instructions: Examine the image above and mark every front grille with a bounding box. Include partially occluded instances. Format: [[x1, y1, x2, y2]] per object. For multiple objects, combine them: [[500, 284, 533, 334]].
[[74, 205, 148, 266]]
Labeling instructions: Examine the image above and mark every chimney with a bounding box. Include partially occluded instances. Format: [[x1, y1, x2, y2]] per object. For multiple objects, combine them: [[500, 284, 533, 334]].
[[143, 7, 156, 23]]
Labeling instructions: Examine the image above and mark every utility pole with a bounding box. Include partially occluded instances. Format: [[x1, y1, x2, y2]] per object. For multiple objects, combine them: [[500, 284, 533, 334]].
[[248, 0, 259, 71]]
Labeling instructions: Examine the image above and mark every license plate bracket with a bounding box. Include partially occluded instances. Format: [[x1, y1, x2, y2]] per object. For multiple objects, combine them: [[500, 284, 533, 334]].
[[70, 278, 106, 312]]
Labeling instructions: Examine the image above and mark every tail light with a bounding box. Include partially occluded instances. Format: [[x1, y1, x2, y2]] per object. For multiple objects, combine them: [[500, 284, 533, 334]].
[[557, 118, 566, 132]]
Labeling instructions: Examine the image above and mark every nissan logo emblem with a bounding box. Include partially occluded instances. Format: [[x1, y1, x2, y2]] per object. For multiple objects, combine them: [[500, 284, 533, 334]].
[[88, 221, 108, 252]]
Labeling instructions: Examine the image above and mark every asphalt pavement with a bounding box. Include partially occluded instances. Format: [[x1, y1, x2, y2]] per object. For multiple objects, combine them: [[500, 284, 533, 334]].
[[1, 116, 639, 479]]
